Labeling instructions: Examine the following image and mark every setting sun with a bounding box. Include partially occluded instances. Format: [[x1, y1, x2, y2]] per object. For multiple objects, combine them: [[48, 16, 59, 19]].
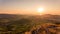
[[37, 8, 44, 15], [37, 8, 44, 13]]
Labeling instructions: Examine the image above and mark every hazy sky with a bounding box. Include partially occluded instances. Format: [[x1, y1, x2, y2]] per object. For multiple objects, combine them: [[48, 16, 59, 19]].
[[0, 0, 60, 15]]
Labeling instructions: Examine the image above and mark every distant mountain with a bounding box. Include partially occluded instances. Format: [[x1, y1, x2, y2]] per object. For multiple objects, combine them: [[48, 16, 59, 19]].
[[0, 14, 18, 18], [0, 14, 60, 25], [0, 14, 60, 20]]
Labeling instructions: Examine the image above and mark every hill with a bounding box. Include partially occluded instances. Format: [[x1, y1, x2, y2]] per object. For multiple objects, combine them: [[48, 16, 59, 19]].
[[0, 14, 60, 34]]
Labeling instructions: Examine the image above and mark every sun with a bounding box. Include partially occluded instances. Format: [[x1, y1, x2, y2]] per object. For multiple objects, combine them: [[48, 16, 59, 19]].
[[37, 8, 44, 15], [37, 8, 44, 12]]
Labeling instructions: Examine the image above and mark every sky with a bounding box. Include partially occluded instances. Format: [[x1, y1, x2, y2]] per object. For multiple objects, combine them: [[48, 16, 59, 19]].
[[0, 0, 60, 15]]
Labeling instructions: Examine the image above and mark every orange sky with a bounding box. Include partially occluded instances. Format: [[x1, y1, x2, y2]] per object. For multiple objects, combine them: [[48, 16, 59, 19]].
[[0, 0, 60, 15]]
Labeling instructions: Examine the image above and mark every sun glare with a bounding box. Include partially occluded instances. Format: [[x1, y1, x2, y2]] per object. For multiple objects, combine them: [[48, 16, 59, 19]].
[[37, 8, 44, 15], [37, 8, 44, 12]]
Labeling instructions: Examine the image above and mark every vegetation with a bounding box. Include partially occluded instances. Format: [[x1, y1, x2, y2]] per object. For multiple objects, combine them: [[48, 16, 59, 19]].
[[0, 14, 60, 34]]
